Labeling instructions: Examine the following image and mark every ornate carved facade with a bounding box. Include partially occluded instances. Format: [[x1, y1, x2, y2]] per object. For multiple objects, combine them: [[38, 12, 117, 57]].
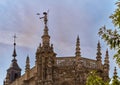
[[4, 12, 109, 85]]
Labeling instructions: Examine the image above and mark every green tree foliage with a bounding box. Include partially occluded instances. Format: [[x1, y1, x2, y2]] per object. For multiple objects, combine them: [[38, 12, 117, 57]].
[[111, 78, 120, 85], [86, 70, 120, 85], [98, 0, 120, 66], [110, 1, 120, 28], [98, 26, 120, 65], [86, 71, 105, 85]]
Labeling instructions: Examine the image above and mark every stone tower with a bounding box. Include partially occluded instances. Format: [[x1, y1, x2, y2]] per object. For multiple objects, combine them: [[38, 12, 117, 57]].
[[35, 12, 56, 85], [4, 35, 21, 85]]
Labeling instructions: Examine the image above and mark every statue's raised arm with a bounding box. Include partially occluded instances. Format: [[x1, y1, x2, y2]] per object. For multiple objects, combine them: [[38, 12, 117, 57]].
[[39, 12, 48, 26], [43, 12, 48, 26]]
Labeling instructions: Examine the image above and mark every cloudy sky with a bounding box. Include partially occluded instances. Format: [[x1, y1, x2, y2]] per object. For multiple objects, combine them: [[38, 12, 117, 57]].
[[0, 0, 118, 84]]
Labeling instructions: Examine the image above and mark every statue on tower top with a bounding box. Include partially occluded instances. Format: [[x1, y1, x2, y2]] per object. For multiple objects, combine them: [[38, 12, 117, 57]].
[[37, 11, 50, 46], [37, 12, 48, 26]]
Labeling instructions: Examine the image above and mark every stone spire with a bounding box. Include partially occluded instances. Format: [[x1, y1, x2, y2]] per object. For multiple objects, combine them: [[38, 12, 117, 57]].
[[103, 49, 109, 81], [25, 55, 30, 80], [111, 67, 120, 84], [104, 49, 109, 66], [96, 41, 102, 62], [41, 12, 50, 46], [75, 36, 81, 57], [25, 55, 30, 72], [96, 41, 102, 69], [113, 67, 118, 79], [75, 36, 83, 72], [11, 34, 19, 65]]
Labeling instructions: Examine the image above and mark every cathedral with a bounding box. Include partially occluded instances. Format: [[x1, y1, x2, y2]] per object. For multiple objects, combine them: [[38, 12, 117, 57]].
[[4, 12, 109, 85]]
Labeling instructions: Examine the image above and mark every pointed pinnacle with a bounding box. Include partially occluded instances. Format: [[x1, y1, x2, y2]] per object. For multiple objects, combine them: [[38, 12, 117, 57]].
[[12, 34, 17, 59], [75, 35, 81, 57], [25, 55, 30, 72], [114, 67, 117, 76]]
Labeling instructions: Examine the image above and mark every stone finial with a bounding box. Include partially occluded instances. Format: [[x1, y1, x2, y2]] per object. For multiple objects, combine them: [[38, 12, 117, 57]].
[[104, 49, 109, 65], [113, 67, 118, 79], [96, 41, 102, 62], [75, 36, 81, 57], [25, 55, 30, 72]]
